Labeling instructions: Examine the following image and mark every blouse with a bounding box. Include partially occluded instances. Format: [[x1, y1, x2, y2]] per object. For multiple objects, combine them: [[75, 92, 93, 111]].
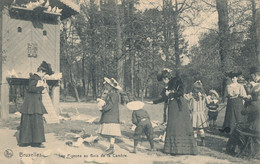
[[225, 83, 247, 99]]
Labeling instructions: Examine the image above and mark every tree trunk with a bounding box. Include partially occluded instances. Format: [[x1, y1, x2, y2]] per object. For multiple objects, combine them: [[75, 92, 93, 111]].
[[251, 0, 259, 63], [70, 69, 80, 102], [115, 0, 124, 89], [173, 13, 180, 76], [82, 52, 86, 96], [216, 0, 231, 72], [216, 0, 231, 96], [257, 3, 260, 64], [89, 0, 97, 99]]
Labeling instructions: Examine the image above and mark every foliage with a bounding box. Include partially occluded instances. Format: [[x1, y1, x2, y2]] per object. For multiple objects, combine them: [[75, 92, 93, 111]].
[[58, 0, 259, 101]]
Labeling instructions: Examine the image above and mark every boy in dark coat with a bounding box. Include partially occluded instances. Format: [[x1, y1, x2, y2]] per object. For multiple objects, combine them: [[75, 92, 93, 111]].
[[127, 101, 155, 153]]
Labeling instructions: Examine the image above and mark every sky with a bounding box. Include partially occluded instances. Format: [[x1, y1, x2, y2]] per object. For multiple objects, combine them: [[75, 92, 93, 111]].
[[136, 0, 218, 47]]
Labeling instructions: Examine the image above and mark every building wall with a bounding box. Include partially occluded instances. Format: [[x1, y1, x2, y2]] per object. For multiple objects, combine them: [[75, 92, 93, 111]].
[[0, 7, 60, 119], [2, 12, 59, 77]]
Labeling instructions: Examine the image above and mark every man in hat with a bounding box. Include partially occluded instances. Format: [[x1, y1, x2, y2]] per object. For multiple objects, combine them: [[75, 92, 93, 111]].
[[127, 101, 155, 153]]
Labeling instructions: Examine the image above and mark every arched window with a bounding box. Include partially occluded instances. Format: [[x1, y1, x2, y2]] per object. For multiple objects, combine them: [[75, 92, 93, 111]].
[[18, 27, 22, 32]]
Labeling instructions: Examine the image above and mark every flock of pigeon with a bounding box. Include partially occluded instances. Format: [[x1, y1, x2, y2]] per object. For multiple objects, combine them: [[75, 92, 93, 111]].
[[13, 0, 63, 13]]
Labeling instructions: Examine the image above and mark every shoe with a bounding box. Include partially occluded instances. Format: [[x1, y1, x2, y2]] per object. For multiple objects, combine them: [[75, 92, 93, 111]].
[[219, 127, 230, 133], [31, 144, 45, 148], [106, 147, 114, 155], [105, 146, 113, 152], [131, 149, 137, 153]]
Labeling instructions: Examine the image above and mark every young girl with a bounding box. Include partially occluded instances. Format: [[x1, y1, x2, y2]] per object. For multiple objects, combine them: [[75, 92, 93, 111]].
[[206, 90, 220, 129], [97, 77, 122, 155], [185, 80, 208, 146]]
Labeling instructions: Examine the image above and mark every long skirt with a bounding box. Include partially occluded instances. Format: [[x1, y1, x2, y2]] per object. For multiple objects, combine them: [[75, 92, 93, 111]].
[[164, 97, 198, 155], [19, 114, 46, 145], [226, 123, 260, 158], [222, 98, 246, 133]]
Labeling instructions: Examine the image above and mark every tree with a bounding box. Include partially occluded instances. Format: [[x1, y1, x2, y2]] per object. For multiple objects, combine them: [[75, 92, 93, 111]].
[[60, 20, 81, 102], [162, 0, 197, 75]]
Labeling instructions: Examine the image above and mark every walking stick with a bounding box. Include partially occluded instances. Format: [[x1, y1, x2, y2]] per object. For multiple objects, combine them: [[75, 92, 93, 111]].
[[197, 104, 227, 128]]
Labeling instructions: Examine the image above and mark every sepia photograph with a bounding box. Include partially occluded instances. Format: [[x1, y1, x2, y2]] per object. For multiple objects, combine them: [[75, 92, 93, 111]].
[[0, 0, 260, 163]]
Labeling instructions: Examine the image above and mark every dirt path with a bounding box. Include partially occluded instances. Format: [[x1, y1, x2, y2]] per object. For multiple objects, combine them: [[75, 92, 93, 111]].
[[0, 128, 234, 164], [0, 102, 258, 164]]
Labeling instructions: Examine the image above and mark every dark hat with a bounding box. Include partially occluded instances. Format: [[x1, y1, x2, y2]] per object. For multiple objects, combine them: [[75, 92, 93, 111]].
[[225, 71, 242, 78], [249, 66, 260, 75], [167, 76, 182, 90], [157, 68, 172, 81], [37, 61, 54, 75], [193, 80, 203, 89]]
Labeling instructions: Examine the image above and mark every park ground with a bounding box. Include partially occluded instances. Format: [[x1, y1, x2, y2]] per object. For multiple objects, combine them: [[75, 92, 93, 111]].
[[0, 101, 260, 164]]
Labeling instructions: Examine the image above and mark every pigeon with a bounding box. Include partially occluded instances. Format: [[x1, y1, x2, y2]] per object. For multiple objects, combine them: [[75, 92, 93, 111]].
[[44, 0, 49, 7], [39, 0, 45, 6], [56, 7, 63, 13], [52, 6, 57, 12], [65, 132, 80, 139], [83, 135, 99, 145], [14, 112, 21, 117], [47, 6, 52, 12], [131, 124, 136, 131]]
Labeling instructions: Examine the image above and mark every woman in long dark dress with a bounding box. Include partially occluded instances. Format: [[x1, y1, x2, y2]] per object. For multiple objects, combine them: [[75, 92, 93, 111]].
[[226, 80, 260, 158], [18, 61, 53, 148], [149, 70, 197, 155], [220, 72, 248, 134]]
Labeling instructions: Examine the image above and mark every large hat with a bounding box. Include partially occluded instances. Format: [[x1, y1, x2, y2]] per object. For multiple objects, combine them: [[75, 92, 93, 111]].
[[37, 61, 54, 75], [104, 77, 122, 90], [209, 90, 219, 98], [225, 71, 242, 78], [157, 68, 172, 81], [126, 101, 144, 111], [249, 66, 260, 75]]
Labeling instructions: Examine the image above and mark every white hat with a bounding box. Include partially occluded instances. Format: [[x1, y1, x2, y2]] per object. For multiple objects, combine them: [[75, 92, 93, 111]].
[[104, 77, 122, 90], [126, 101, 144, 111], [209, 90, 219, 98]]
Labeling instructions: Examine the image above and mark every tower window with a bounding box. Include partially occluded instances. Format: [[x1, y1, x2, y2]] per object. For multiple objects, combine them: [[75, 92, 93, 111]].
[[18, 27, 22, 32], [43, 30, 47, 36]]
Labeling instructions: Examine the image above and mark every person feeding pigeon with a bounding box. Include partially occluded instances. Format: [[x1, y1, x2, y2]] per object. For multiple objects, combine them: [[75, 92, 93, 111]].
[[97, 77, 122, 155], [127, 101, 155, 153]]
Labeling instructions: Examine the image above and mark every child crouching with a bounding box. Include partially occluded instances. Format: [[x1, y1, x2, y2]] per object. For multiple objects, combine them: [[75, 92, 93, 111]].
[[126, 101, 155, 153]]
